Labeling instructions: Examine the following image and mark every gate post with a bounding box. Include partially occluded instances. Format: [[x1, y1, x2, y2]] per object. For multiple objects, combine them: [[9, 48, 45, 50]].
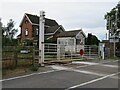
[[57, 44, 60, 60], [39, 11, 45, 66], [99, 43, 105, 60]]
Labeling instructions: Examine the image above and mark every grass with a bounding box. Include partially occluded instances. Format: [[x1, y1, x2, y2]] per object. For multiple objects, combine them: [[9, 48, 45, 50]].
[[2, 68, 27, 77], [45, 56, 57, 58], [2, 65, 40, 78], [0, 70, 2, 77], [105, 56, 120, 60], [109, 56, 119, 60]]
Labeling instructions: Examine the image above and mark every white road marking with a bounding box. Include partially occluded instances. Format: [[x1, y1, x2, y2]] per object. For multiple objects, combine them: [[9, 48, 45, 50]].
[[76, 64, 97, 68], [49, 65, 118, 78], [66, 72, 119, 90], [1, 64, 91, 82], [67, 69, 106, 76], [100, 64, 118, 68], [50, 65, 68, 70], [72, 61, 98, 65], [1, 69, 62, 82], [101, 60, 119, 64], [76, 62, 119, 68], [1, 60, 119, 82]]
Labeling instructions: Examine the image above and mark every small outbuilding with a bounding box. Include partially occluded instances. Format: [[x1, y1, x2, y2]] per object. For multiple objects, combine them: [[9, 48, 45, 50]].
[[57, 29, 86, 53]]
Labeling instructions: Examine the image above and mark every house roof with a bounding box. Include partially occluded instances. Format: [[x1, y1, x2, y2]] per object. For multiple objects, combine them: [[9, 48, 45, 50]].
[[24, 13, 59, 26], [57, 29, 82, 37], [45, 25, 60, 34]]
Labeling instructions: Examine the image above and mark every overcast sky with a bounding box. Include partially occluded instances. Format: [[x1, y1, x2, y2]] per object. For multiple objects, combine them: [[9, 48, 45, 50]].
[[0, 0, 119, 40]]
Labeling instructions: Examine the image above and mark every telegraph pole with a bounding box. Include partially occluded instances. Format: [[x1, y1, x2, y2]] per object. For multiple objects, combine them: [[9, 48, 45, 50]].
[[39, 11, 45, 66]]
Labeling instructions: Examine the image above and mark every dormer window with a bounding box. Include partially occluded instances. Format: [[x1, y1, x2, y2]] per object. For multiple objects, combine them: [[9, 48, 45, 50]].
[[25, 28, 28, 35], [25, 20, 28, 24]]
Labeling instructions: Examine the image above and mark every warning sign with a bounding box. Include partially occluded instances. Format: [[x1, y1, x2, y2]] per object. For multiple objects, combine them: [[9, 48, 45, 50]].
[[80, 49, 84, 55]]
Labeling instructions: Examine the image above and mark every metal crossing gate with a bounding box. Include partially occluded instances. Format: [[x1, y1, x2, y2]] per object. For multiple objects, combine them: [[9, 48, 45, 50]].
[[44, 43, 99, 61]]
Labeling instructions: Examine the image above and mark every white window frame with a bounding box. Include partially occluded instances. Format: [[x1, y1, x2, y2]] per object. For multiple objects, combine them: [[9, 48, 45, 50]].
[[36, 28, 38, 35], [25, 28, 28, 35]]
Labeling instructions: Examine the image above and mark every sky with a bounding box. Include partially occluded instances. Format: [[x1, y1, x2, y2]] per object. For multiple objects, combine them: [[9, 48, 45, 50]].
[[0, 0, 119, 40]]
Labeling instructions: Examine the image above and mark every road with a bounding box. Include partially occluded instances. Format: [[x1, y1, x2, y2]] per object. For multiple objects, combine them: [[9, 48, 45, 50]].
[[2, 60, 119, 89]]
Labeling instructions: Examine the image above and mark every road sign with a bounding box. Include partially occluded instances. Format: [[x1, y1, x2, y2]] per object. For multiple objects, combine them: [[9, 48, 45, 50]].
[[20, 50, 28, 53], [20, 50, 31, 53]]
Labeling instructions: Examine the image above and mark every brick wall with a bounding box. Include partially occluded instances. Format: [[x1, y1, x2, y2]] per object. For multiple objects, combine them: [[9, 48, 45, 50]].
[[21, 16, 33, 40]]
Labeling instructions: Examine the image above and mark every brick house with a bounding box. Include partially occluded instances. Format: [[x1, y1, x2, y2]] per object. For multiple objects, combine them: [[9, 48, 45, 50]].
[[18, 13, 65, 45]]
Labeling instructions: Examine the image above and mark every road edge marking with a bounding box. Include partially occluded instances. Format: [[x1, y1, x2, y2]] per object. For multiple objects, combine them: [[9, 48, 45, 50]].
[[66, 72, 119, 90], [1, 69, 63, 82]]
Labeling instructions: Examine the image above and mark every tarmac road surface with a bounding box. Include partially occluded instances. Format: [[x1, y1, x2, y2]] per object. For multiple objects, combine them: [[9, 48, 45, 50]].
[[2, 60, 119, 89]]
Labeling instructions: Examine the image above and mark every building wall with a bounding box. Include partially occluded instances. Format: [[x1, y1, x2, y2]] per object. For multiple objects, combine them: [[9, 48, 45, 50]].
[[21, 16, 33, 40], [32, 25, 39, 39], [102, 40, 115, 57], [57, 37, 76, 53], [76, 32, 85, 45], [53, 28, 64, 40]]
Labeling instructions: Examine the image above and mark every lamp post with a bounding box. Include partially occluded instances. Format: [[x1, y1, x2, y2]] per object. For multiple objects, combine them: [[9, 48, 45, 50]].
[[39, 11, 45, 66]]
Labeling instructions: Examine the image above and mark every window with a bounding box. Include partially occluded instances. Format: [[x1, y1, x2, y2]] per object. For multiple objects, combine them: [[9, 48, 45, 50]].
[[25, 20, 28, 24], [25, 29, 28, 35], [36, 28, 38, 35]]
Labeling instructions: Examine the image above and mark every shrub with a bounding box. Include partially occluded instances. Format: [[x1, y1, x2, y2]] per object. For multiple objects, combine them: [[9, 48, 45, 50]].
[[30, 65, 39, 71]]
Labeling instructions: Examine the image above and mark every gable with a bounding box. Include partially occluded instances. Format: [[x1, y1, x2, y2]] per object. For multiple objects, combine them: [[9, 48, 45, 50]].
[[76, 32, 84, 39], [26, 13, 59, 26], [20, 14, 32, 27], [76, 30, 86, 39], [20, 13, 59, 27]]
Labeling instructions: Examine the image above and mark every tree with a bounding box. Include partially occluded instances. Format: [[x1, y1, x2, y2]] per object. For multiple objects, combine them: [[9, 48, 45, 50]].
[[104, 3, 120, 35], [104, 2, 120, 50], [0, 18, 4, 37], [85, 33, 100, 46], [1, 19, 18, 46], [85, 33, 92, 45], [3, 19, 18, 39]]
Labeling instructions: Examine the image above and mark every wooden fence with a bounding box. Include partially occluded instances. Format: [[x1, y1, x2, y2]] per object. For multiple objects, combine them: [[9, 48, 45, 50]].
[[2, 46, 36, 69]]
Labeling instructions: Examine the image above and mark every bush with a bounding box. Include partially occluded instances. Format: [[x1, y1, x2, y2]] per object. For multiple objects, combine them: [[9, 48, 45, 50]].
[[30, 65, 39, 71], [2, 37, 18, 46], [44, 39, 57, 43]]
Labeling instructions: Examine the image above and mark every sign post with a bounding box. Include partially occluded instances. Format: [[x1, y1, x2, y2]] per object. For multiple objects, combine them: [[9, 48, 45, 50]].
[[39, 11, 45, 66]]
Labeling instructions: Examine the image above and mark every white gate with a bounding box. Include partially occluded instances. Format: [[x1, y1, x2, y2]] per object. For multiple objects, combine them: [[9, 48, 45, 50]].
[[57, 44, 99, 60], [43, 43, 99, 62]]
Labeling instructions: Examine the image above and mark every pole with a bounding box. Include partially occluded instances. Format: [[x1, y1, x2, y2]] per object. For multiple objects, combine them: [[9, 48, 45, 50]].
[[114, 9, 118, 57], [39, 11, 45, 66], [106, 33, 107, 40], [102, 44, 105, 60]]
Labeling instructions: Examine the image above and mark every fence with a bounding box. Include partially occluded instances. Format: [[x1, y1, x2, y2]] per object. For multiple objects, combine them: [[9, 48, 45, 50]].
[[31, 44, 99, 63], [2, 44, 99, 69], [2, 46, 34, 69]]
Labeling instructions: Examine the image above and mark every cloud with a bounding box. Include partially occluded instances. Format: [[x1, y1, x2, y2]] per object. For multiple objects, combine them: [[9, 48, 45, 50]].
[[0, 1, 117, 39], [1, 0, 119, 3], [83, 27, 108, 40]]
